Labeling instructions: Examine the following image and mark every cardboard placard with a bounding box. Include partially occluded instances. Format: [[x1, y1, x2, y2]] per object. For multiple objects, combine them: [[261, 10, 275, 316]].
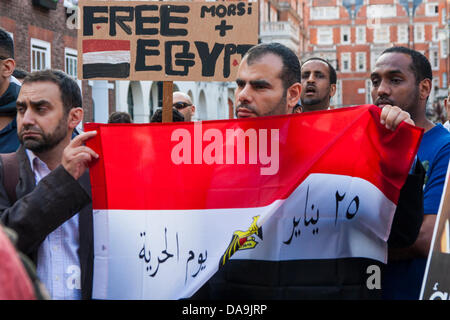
[[77, 0, 258, 81], [420, 160, 450, 300]]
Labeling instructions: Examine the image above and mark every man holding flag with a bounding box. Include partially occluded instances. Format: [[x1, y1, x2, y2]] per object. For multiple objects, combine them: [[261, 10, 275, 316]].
[[192, 42, 424, 300]]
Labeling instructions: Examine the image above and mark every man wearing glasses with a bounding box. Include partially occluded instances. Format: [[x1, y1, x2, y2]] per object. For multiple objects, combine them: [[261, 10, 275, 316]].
[[173, 91, 196, 122], [0, 28, 20, 153]]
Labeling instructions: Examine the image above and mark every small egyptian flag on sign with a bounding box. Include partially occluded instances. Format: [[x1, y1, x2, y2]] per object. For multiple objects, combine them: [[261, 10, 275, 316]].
[[82, 40, 130, 79]]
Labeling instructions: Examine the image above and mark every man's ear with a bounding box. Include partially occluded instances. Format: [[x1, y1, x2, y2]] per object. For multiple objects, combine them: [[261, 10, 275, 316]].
[[419, 78, 432, 101], [329, 84, 336, 98], [191, 105, 196, 114], [287, 83, 302, 113], [67, 107, 84, 130], [0, 58, 15, 78]]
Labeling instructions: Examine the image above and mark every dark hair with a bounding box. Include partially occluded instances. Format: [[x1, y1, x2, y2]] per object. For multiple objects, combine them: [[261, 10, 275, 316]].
[[381, 46, 432, 84], [0, 27, 14, 59], [108, 111, 132, 123], [22, 69, 82, 114], [12, 68, 29, 80], [301, 57, 337, 85], [150, 108, 185, 123], [244, 42, 301, 90]]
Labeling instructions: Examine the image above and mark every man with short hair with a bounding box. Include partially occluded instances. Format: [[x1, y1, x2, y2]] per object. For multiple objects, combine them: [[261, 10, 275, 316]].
[[173, 91, 195, 122], [371, 46, 450, 300], [0, 69, 98, 300], [299, 57, 337, 112], [0, 27, 20, 153], [193, 42, 422, 300], [108, 111, 132, 123]]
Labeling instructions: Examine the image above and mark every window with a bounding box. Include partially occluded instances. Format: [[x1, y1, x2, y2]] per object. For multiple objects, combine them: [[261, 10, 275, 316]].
[[30, 38, 51, 72], [414, 24, 425, 43], [341, 26, 351, 44], [365, 80, 372, 104], [331, 79, 342, 108], [432, 25, 439, 42], [397, 25, 408, 44], [373, 26, 390, 44], [425, 3, 439, 16], [356, 26, 365, 44], [430, 49, 439, 70], [356, 52, 366, 72], [367, 5, 396, 18], [441, 37, 448, 58], [317, 27, 333, 45], [65, 48, 78, 79], [310, 6, 339, 20], [341, 53, 351, 72]]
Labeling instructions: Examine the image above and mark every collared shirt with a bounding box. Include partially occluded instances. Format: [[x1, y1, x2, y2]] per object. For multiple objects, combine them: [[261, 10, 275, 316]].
[[26, 150, 82, 300], [444, 120, 450, 131]]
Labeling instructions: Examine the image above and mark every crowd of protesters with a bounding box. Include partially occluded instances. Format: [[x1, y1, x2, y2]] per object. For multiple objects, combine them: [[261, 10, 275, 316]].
[[1, 26, 450, 300]]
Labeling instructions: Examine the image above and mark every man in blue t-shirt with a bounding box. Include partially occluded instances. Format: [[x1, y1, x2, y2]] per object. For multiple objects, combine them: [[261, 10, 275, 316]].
[[371, 46, 450, 300], [0, 27, 20, 153]]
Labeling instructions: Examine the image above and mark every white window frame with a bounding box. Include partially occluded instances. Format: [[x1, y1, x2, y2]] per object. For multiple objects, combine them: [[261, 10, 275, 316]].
[[430, 49, 439, 70], [365, 80, 372, 104], [317, 27, 333, 45], [356, 52, 366, 72], [397, 24, 408, 44], [425, 3, 439, 17], [367, 5, 396, 18], [432, 24, 439, 42], [341, 26, 351, 44], [64, 48, 78, 79], [310, 6, 339, 20], [414, 24, 425, 43], [341, 52, 351, 73], [30, 38, 51, 72], [331, 79, 342, 108], [373, 26, 390, 44], [441, 37, 449, 58], [356, 26, 366, 44]]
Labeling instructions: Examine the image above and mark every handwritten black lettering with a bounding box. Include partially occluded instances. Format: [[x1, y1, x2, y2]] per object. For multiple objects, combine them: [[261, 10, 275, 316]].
[[335, 191, 345, 225], [83, 6, 108, 36], [195, 42, 224, 77], [160, 5, 189, 37], [185, 250, 195, 284], [165, 41, 195, 76], [109, 6, 133, 36], [346, 196, 359, 219], [135, 39, 162, 72], [135, 5, 159, 35], [283, 216, 301, 245], [304, 185, 319, 227]]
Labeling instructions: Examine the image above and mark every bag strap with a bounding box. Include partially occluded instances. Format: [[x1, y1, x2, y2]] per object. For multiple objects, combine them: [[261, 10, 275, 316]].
[[1, 152, 19, 204]]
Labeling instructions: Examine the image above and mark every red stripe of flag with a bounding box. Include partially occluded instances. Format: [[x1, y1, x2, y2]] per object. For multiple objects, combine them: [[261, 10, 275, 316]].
[[83, 39, 130, 53], [85, 105, 423, 211]]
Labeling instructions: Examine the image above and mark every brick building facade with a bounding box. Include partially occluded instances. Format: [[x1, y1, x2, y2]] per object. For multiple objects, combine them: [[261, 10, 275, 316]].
[[0, 0, 95, 123], [303, 0, 449, 113]]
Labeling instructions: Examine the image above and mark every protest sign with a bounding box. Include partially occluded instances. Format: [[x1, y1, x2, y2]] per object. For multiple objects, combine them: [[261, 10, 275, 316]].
[[420, 160, 450, 300], [77, 0, 258, 81]]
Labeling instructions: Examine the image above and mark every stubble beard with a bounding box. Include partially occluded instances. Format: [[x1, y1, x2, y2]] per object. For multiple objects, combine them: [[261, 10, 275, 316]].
[[19, 116, 68, 154]]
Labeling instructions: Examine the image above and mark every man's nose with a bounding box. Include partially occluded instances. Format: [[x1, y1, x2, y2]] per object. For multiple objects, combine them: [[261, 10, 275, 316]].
[[236, 84, 252, 105], [376, 79, 391, 97], [21, 108, 36, 125]]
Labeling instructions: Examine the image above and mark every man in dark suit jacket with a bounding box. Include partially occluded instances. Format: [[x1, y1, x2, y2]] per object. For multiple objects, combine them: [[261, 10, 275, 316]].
[[0, 69, 98, 299]]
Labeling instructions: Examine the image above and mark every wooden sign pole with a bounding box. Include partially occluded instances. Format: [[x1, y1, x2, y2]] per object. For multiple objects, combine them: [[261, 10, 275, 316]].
[[162, 81, 173, 123]]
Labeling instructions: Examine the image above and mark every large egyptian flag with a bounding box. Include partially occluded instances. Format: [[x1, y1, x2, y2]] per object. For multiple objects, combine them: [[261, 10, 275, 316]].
[[85, 105, 422, 299]]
